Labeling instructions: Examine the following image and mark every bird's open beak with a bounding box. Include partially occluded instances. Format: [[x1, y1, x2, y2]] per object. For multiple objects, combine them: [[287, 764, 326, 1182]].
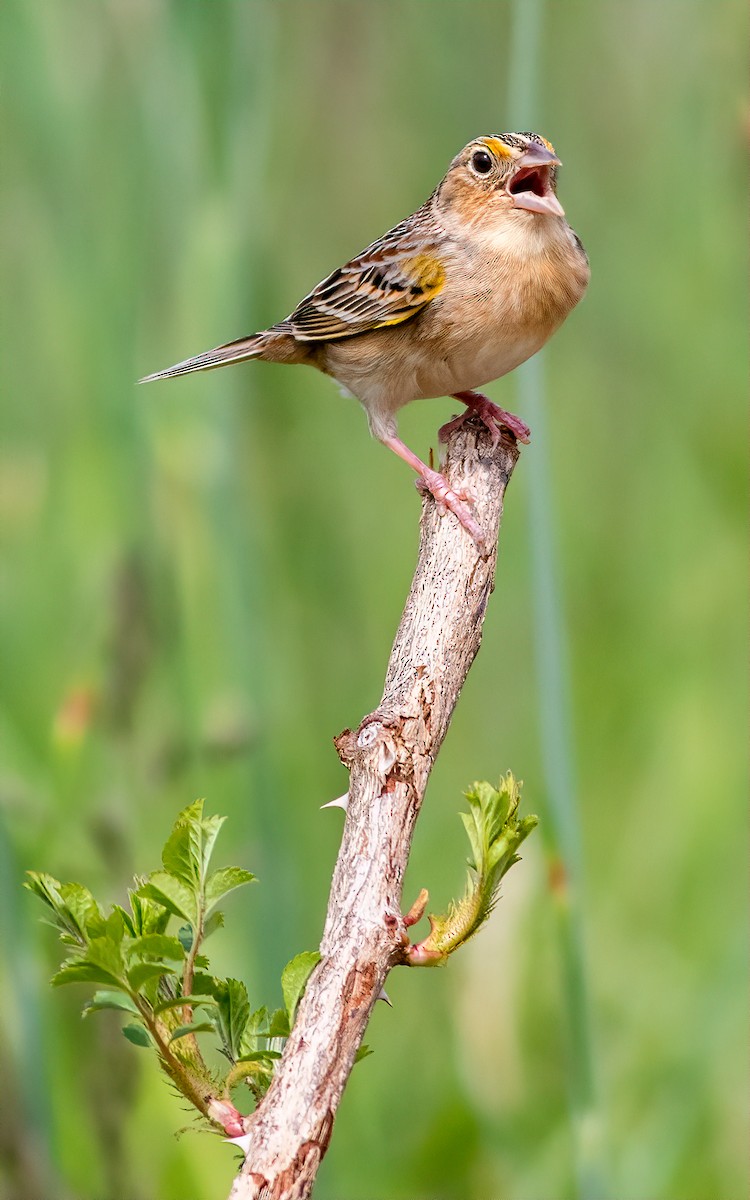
[[507, 143, 565, 218]]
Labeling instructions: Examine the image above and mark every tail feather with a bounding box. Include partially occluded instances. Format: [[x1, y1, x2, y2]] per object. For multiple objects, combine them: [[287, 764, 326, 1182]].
[[138, 333, 266, 383]]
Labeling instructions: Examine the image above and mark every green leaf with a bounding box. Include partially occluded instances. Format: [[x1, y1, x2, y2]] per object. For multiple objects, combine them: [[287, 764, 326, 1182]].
[[268, 1008, 290, 1038], [137, 873, 196, 925], [104, 908, 126, 945], [213, 978, 250, 1060], [248, 1005, 268, 1031], [128, 888, 170, 937], [127, 961, 176, 992], [59, 883, 106, 940], [203, 910, 225, 940], [199, 813, 225, 880], [24, 871, 65, 912], [281, 951, 321, 1022], [52, 935, 128, 989], [161, 801, 227, 891], [25, 873, 93, 946], [169, 1021, 216, 1043], [239, 1005, 269, 1055], [152, 994, 214, 1015], [236, 1050, 282, 1062], [177, 923, 194, 954], [162, 806, 202, 888], [191, 972, 218, 996], [127, 934, 186, 962], [355, 1044, 374, 1063], [83, 991, 140, 1017], [122, 1022, 154, 1048], [204, 866, 255, 913], [52, 960, 127, 989], [409, 774, 538, 966], [111, 905, 136, 938]]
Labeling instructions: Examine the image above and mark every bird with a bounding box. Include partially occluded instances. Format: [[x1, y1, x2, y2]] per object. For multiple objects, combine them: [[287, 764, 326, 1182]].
[[140, 132, 589, 552]]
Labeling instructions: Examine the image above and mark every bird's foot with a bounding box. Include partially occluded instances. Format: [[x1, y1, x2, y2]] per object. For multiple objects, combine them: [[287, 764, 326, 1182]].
[[439, 390, 531, 446], [380, 432, 488, 554], [415, 466, 487, 553]]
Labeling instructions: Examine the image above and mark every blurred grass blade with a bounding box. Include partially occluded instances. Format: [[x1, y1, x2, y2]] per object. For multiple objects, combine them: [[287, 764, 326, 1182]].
[[508, 4, 607, 1198]]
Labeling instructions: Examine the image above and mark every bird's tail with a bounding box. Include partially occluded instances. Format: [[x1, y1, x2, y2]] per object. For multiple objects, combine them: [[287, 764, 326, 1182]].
[[138, 330, 285, 383]]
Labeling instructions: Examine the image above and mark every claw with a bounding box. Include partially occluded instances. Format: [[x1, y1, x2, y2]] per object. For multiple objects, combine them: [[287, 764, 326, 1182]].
[[416, 466, 487, 552], [380, 433, 489, 554], [439, 391, 531, 446]]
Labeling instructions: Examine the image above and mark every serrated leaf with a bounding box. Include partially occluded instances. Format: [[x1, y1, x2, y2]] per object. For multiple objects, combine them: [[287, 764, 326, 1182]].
[[129, 888, 170, 937], [127, 961, 176, 992], [52, 960, 127, 989], [57, 883, 105, 940], [199, 813, 225, 880], [281, 951, 321, 1022], [204, 867, 255, 913], [239, 1005, 269, 1055], [169, 1021, 216, 1043], [25, 873, 89, 945], [152, 994, 214, 1015], [190, 972, 218, 996], [162, 813, 202, 888], [53, 935, 127, 990], [112, 905, 136, 938], [122, 1022, 154, 1048], [137, 873, 196, 924], [105, 908, 127, 944], [213, 978, 250, 1060], [127, 934, 185, 962], [24, 871, 64, 911], [248, 1005, 268, 1032], [409, 774, 537, 966], [268, 1008, 290, 1038], [83, 991, 140, 1017]]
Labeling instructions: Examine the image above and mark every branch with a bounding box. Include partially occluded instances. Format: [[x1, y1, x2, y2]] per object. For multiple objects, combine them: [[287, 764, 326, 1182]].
[[228, 418, 521, 1199]]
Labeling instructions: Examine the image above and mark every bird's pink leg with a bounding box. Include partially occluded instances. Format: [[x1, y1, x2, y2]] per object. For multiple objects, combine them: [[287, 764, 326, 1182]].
[[438, 390, 531, 446], [380, 434, 487, 552]]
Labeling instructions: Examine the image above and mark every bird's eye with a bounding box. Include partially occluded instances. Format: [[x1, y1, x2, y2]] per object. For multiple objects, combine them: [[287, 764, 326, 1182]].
[[470, 149, 493, 175]]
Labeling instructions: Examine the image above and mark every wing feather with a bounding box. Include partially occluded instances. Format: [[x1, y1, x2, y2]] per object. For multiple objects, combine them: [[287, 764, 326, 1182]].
[[283, 210, 445, 342]]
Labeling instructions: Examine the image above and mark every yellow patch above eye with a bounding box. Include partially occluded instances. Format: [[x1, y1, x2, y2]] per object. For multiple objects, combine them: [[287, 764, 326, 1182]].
[[481, 137, 512, 160], [540, 135, 556, 154]]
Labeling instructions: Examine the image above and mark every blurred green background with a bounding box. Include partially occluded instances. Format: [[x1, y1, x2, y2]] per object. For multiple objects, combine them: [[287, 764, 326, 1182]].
[[1, 2, 746, 1198]]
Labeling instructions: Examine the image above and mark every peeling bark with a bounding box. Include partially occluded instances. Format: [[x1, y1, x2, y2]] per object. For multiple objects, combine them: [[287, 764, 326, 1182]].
[[228, 419, 521, 1199]]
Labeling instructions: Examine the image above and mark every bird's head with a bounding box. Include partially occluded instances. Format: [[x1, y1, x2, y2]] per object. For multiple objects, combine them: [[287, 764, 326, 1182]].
[[437, 132, 565, 228]]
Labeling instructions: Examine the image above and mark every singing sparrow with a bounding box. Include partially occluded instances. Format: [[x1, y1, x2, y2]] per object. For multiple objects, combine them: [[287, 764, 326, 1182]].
[[140, 132, 589, 551]]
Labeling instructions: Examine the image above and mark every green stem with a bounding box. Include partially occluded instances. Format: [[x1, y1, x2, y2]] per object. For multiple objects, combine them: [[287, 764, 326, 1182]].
[[133, 993, 226, 1127], [182, 907, 204, 1015]]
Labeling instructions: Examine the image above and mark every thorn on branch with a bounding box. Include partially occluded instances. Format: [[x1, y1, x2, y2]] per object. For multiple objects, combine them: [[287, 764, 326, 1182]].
[[320, 793, 349, 812]]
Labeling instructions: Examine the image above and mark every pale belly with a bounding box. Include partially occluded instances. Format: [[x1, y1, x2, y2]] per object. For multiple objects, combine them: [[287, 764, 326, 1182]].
[[323, 305, 561, 439], [407, 322, 552, 401]]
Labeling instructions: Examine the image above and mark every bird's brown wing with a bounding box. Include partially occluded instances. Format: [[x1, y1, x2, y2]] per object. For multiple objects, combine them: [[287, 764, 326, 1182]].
[[279, 213, 446, 342]]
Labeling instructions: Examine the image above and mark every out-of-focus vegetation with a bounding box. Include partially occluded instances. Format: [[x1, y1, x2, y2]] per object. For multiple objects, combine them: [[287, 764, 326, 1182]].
[[1, 2, 745, 1199]]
